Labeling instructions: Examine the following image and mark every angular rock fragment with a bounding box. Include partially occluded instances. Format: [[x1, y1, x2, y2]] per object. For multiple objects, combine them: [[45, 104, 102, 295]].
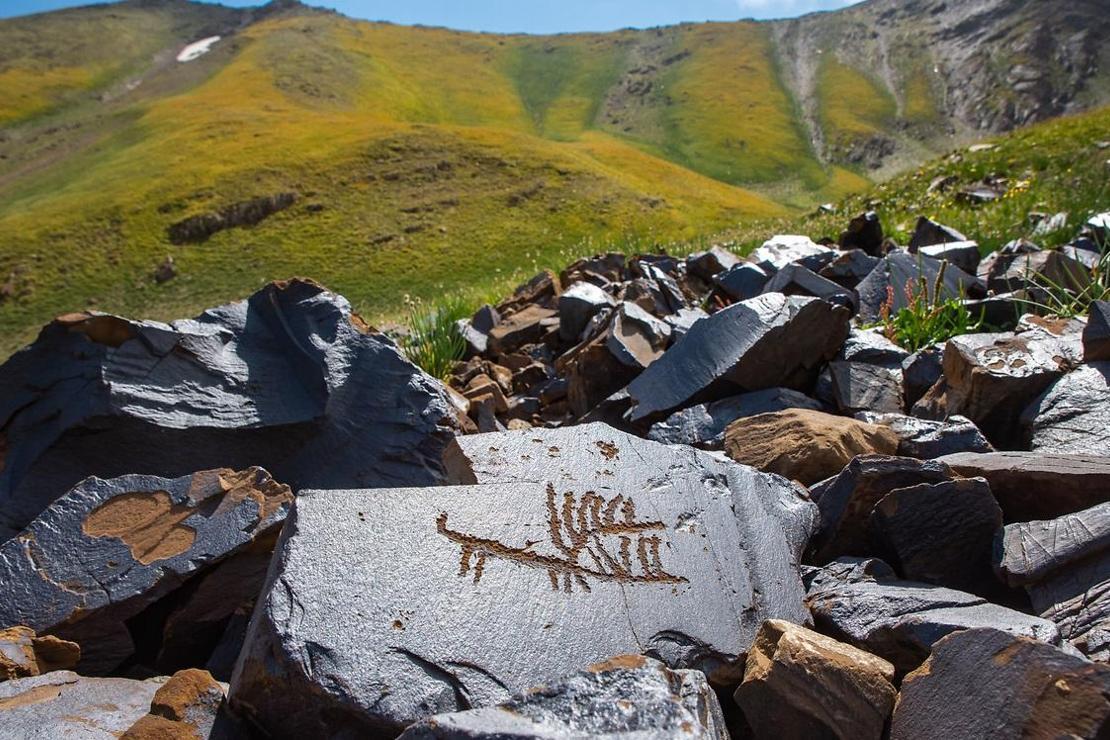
[[856, 413, 993, 458], [0, 627, 79, 681], [806, 558, 1069, 676], [558, 282, 614, 342], [687, 246, 741, 281], [891, 629, 1110, 740], [562, 331, 637, 418], [917, 240, 981, 275], [561, 254, 625, 287], [1085, 301, 1110, 362], [837, 211, 884, 257], [762, 264, 858, 312], [0, 280, 458, 539], [456, 305, 499, 356], [231, 470, 813, 736], [1021, 363, 1110, 454], [819, 249, 880, 290], [647, 388, 823, 449], [808, 456, 956, 563], [488, 304, 558, 355], [908, 216, 967, 251], [986, 248, 1091, 296], [943, 330, 1077, 448], [398, 654, 728, 740], [868, 477, 1003, 595], [939, 451, 1110, 522], [0, 467, 291, 674], [0, 671, 162, 738], [734, 619, 895, 740], [901, 345, 943, 408], [856, 250, 985, 323], [664, 307, 707, 341], [829, 361, 903, 415], [496, 270, 561, 315], [627, 294, 850, 422], [749, 235, 837, 274], [122, 668, 240, 740], [723, 410, 898, 486], [713, 262, 768, 301], [606, 302, 671, 370], [995, 502, 1110, 661]]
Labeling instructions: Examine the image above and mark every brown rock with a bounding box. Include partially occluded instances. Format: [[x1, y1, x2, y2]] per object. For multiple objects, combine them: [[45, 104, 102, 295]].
[[938, 451, 1110, 522], [488, 305, 558, 356], [891, 628, 1110, 739], [723, 409, 898, 486], [122, 668, 234, 740], [734, 619, 896, 740], [564, 332, 637, 418], [462, 374, 509, 415], [496, 270, 562, 315], [0, 627, 80, 681]]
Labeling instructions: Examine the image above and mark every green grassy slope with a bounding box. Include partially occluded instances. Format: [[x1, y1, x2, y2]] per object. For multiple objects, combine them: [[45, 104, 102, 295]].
[[0, 0, 1107, 356]]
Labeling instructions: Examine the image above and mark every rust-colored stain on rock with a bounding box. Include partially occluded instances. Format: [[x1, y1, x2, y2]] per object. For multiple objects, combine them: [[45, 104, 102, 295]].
[[588, 654, 646, 673], [82, 491, 197, 565], [55, 313, 137, 348], [0, 682, 65, 710]]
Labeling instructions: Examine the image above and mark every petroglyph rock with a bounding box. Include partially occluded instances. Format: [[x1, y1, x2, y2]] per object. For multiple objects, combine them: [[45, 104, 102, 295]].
[[0, 279, 458, 540], [0, 467, 291, 674], [231, 426, 818, 737]]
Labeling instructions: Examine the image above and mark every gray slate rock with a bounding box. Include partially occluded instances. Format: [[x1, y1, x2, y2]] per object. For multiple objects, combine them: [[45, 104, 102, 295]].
[[939, 451, 1110, 522], [1084, 301, 1110, 362], [808, 456, 957, 565], [397, 655, 728, 740], [606, 302, 671, 370], [908, 216, 967, 251], [457, 305, 500, 355], [647, 388, 824, 449], [891, 628, 1110, 740], [663, 307, 708, 342], [713, 263, 768, 302], [1021, 362, 1110, 454], [806, 558, 1070, 677], [856, 413, 994, 459], [868, 477, 1003, 596], [996, 501, 1110, 661], [749, 235, 837, 274], [917, 240, 981, 275], [626, 294, 850, 423], [819, 249, 880, 289], [837, 211, 884, 257], [901, 345, 944, 408], [231, 472, 812, 737], [0, 468, 291, 674], [558, 282, 614, 343], [0, 670, 162, 738], [856, 250, 986, 323], [0, 279, 458, 540], [829, 361, 903, 415], [762, 264, 858, 313], [686, 247, 741, 281]]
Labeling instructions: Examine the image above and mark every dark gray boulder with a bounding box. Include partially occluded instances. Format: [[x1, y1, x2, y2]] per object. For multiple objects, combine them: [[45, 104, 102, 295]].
[[901, 345, 944, 409], [0, 671, 162, 737], [807, 456, 957, 564], [856, 413, 993, 459], [558, 282, 614, 343], [606, 302, 671, 370], [917, 240, 981, 275], [664, 307, 708, 342], [713, 262, 768, 302], [819, 249, 880, 290], [397, 655, 728, 739], [995, 501, 1110, 661], [806, 558, 1071, 677], [939, 451, 1110, 522], [647, 388, 823, 449], [749, 235, 837, 274], [626, 294, 850, 423], [1085, 301, 1110, 362], [0, 467, 291, 674], [762, 264, 858, 313], [827, 330, 908, 416], [457, 305, 500, 356], [837, 211, 884, 256], [686, 246, 741, 281], [0, 279, 459, 540], [1021, 363, 1110, 454], [868, 477, 1003, 596], [907, 216, 967, 251], [891, 628, 1110, 740], [230, 468, 814, 736], [856, 250, 986, 323], [986, 249, 1091, 296]]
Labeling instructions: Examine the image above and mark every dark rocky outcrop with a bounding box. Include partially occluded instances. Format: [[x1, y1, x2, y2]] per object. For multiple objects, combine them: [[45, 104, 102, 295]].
[[0, 279, 459, 539], [167, 193, 296, 244]]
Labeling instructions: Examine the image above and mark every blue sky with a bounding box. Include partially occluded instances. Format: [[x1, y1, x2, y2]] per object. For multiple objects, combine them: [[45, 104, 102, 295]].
[[1, 0, 864, 32]]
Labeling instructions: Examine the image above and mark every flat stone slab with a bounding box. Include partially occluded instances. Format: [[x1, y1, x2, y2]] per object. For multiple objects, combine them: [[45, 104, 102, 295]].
[[0, 279, 458, 540], [0, 467, 291, 674], [397, 654, 728, 740], [230, 478, 810, 737], [1022, 362, 1110, 455], [646, 388, 823, 449], [938, 451, 1110, 522], [0, 671, 162, 738], [626, 294, 849, 422]]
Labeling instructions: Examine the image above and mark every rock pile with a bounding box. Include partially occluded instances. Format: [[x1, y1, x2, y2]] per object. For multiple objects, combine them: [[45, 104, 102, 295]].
[[1, 210, 1109, 739]]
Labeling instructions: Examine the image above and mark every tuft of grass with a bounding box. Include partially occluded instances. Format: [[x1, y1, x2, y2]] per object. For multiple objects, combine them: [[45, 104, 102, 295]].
[[1024, 233, 1110, 318], [400, 294, 470, 380], [874, 262, 983, 352]]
